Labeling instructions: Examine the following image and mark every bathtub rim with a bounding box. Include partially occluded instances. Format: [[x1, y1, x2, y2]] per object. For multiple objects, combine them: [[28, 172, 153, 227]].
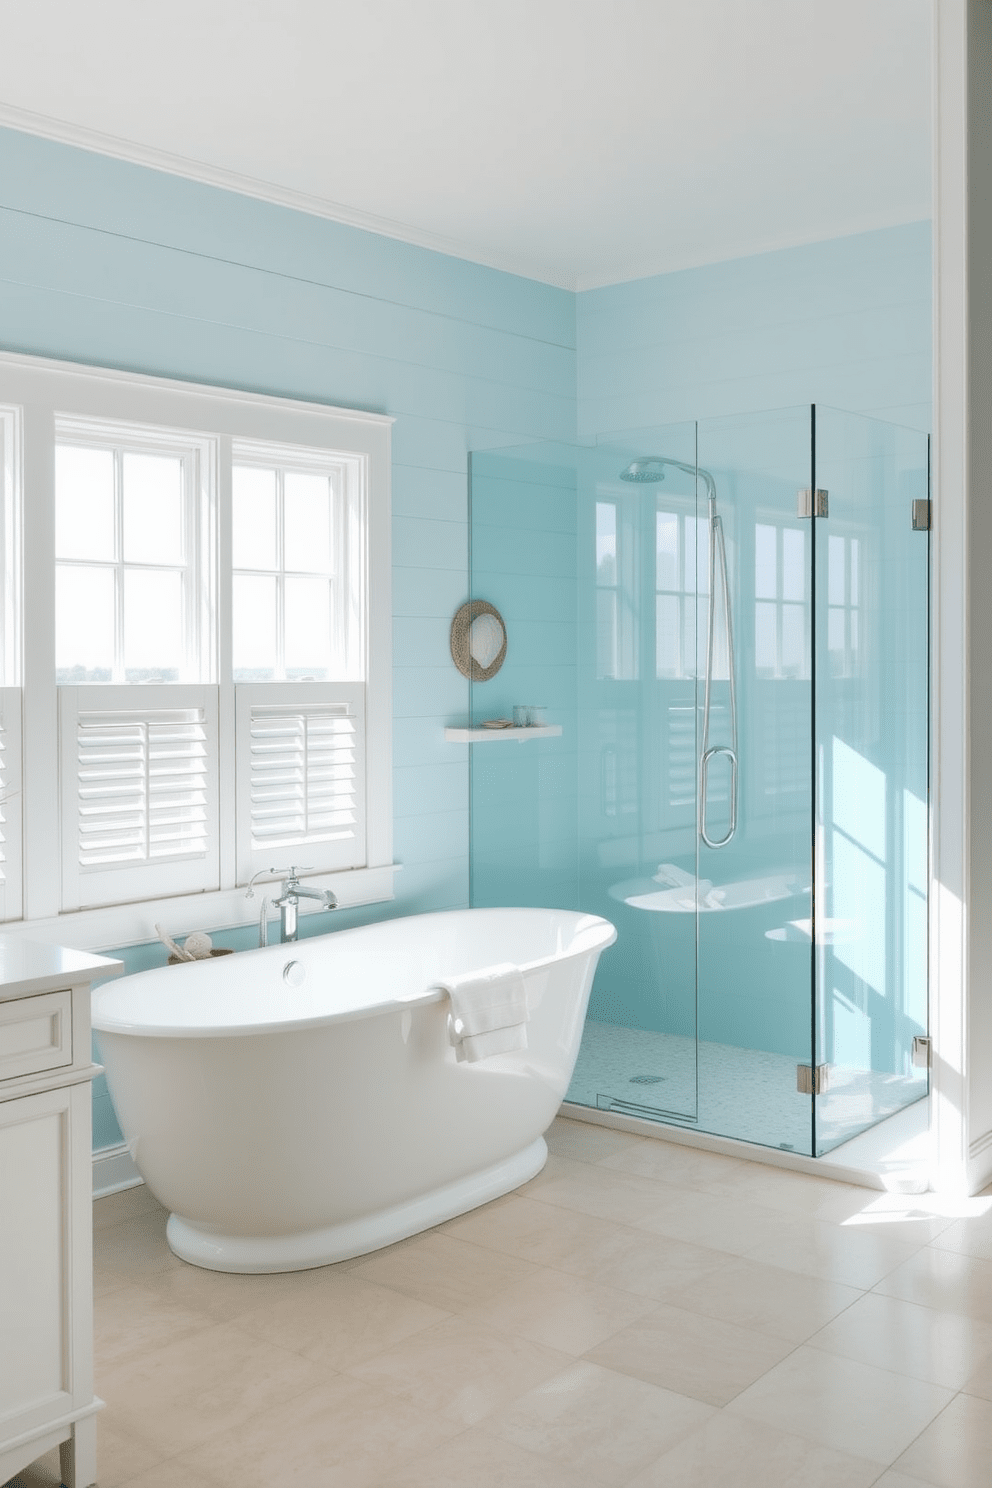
[[92, 906, 618, 1040]]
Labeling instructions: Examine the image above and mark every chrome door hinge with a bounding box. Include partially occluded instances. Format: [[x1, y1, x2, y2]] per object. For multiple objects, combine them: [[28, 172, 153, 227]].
[[912, 499, 932, 531], [796, 1063, 830, 1095], [912, 1035, 932, 1068], [797, 488, 829, 519]]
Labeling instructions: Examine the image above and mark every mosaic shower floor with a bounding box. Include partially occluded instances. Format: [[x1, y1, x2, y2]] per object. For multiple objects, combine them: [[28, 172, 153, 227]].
[[566, 1019, 927, 1156]]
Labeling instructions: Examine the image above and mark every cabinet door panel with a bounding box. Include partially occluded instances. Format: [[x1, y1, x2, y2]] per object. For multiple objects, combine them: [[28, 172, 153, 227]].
[[0, 1085, 73, 1437]]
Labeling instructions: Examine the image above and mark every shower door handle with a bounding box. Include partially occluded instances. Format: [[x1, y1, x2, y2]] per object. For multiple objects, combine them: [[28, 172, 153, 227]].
[[700, 745, 738, 849]]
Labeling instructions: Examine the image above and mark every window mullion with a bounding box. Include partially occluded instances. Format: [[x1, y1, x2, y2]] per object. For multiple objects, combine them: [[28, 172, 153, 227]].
[[114, 447, 125, 684]]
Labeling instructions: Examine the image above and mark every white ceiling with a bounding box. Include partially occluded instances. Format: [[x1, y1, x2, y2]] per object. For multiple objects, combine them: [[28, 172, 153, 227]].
[[0, 0, 932, 290]]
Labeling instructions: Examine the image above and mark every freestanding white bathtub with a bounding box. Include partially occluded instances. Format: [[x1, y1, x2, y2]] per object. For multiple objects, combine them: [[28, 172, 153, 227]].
[[92, 907, 616, 1273]]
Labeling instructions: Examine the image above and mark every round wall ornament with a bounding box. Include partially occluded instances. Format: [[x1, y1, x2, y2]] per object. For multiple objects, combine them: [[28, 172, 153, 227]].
[[450, 600, 507, 681]]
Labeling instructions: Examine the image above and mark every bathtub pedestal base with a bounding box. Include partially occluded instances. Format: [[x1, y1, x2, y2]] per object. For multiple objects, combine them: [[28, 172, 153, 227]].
[[165, 1135, 549, 1273]]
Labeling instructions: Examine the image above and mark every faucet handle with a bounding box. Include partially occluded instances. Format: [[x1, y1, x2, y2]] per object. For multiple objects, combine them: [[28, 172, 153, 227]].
[[284, 865, 315, 884]]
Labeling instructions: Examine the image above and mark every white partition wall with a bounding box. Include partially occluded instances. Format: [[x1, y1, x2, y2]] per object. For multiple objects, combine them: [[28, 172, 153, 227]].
[[932, 0, 992, 1193]]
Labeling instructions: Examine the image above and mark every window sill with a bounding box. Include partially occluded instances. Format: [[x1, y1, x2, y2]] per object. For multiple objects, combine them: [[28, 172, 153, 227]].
[[0, 864, 400, 954]]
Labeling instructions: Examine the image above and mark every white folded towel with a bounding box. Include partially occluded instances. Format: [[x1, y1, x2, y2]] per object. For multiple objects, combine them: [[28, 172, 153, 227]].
[[435, 962, 529, 1063]]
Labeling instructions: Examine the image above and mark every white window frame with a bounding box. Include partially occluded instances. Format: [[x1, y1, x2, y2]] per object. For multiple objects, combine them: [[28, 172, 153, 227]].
[[0, 351, 394, 951]]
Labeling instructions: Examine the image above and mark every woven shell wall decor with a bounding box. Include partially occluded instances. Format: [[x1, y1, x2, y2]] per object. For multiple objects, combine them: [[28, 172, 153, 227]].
[[450, 600, 507, 681]]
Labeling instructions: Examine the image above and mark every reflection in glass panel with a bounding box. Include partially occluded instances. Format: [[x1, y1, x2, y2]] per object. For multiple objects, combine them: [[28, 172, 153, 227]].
[[233, 466, 277, 570], [782, 529, 805, 603], [233, 574, 277, 679], [285, 576, 332, 675], [755, 523, 776, 600], [123, 569, 183, 680], [285, 472, 332, 572], [56, 564, 115, 681], [656, 512, 678, 590], [122, 453, 184, 565], [655, 594, 680, 677], [56, 446, 115, 561]]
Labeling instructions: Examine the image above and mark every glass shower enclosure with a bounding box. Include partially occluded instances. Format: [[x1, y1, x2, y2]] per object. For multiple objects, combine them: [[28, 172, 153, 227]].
[[467, 406, 929, 1157]]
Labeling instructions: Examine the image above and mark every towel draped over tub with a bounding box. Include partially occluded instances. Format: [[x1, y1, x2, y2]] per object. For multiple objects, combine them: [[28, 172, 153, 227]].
[[434, 962, 529, 1062]]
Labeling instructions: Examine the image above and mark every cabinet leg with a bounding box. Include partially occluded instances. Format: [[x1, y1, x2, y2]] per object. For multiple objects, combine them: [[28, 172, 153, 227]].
[[59, 1416, 97, 1488]]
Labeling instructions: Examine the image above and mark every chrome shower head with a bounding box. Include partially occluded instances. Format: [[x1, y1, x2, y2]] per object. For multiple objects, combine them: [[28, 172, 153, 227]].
[[620, 457, 667, 483]]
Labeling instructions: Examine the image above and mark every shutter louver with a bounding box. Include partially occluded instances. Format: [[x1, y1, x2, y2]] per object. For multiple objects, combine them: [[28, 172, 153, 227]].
[[248, 704, 357, 850], [667, 703, 697, 810], [76, 708, 210, 867]]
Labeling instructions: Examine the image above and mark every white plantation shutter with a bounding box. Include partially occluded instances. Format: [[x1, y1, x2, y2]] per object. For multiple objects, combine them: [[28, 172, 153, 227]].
[[236, 682, 366, 880], [60, 686, 220, 909], [0, 688, 22, 921]]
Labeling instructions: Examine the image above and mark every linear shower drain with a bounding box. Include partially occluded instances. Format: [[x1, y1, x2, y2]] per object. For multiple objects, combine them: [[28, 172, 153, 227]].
[[629, 1074, 665, 1085]]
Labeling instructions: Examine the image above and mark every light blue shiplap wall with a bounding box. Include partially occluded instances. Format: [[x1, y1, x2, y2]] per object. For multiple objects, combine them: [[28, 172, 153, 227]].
[[577, 221, 932, 438], [0, 126, 575, 1150]]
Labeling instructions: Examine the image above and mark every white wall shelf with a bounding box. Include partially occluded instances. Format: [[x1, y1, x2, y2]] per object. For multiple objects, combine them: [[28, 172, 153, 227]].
[[444, 725, 562, 743]]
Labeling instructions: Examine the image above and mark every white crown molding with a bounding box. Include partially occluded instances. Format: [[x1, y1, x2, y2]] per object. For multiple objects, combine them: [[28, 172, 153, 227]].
[[0, 104, 575, 291], [0, 105, 930, 298]]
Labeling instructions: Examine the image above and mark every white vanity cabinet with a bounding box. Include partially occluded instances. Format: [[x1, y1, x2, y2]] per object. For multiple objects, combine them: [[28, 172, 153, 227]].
[[0, 938, 122, 1488]]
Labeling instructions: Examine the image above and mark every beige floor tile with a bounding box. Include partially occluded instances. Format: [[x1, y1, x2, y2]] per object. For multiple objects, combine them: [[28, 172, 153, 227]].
[[809, 1291, 992, 1389], [461, 1265, 659, 1354], [545, 1116, 645, 1163], [625, 1411, 883, 1488], [598, 1136, 749, 1189], [697, 1162, 865, 1216], [174, 1374, 460, 1488], [236, 1271, 449, 1368], [348, 1230, 537, 1312], [346, 1314, 573, 1426], [813, 1187, 958, 1243], [740, 1213, 924, 1289], [92, 1421, 168, 1488], [514, 1150, 599, 1196], [93, 1181, 167, 1231], [92, 1210, 184, 1282], [673, 1255, 862, 1343], [441, 1192, 621, 1268], [94, 1278, 214, 1367], [874, 1246, 992, 1322], [136, 1246, 333, 1321], [727, 1345, 954, 1465], [893, 1392, 992, 1487], [97, 1319, 330, 1456], [125, 1462, 218, 1488], [561, 1222, 731, 1301], [932, 1208, 992, 1262], [962, 1347, 992, 1401], [585, 1301, 795, 1407], [633, 1184, 792, 1258], [870, 1474, 936, 1488], [367, 1425, 606, 1488], [487, 1359, 715, 1487], [528, 1162, 680, 1225]]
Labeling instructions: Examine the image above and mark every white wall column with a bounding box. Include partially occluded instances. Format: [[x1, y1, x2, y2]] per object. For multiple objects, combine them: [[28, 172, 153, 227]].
[[932, 0, 992, 1193]]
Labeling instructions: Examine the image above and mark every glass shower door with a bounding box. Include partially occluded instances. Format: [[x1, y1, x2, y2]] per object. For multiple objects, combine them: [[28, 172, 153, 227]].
[[571, 431, 701, 1123], [812, 408, 929, 1154], [694, 410, 816, 1153]]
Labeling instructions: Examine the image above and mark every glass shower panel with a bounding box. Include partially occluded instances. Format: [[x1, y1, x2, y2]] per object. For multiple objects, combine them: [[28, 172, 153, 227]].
[[569, 427, 702, 1123], [694, 410, 816, 1153], [812, 409, 929, 1155]]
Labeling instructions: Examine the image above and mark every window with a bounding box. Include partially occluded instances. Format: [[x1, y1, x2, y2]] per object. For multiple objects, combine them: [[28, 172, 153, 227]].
[[0, 352, 393, 945]]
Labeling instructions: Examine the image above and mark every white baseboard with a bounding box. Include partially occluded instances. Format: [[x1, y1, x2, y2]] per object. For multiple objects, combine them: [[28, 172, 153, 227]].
[[92, 1143, 143, 1198]]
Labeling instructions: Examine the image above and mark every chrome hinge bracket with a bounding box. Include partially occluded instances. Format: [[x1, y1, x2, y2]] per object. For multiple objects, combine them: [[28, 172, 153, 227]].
[[912, 499, 932, 531], [912, 1035, 932, 1068], [796, 1063, 830, 1095], [797, 488, 829, 519]]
